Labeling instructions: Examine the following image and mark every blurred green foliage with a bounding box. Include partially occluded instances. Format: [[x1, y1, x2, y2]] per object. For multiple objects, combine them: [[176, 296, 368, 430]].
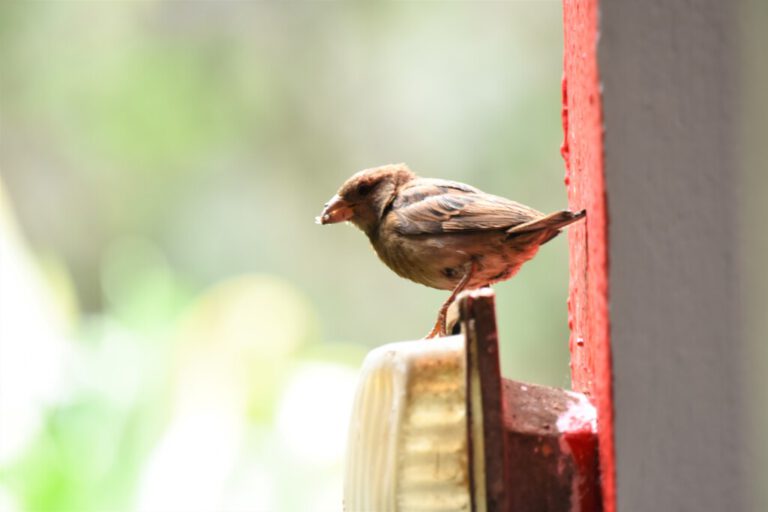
[[0, 2, 567, 511]]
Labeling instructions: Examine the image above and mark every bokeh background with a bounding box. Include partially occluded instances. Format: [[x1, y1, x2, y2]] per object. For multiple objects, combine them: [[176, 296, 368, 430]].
[[0, 2, 569, 511]]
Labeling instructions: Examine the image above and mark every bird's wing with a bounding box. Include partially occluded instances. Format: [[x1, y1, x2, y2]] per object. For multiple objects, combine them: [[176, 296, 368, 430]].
[[391, 179, 542, 236]]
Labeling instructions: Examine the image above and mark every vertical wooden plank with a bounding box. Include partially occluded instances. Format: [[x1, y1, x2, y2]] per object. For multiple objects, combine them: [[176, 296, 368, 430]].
[[460, 289, 508, 512], [561, 1, 614, 511]]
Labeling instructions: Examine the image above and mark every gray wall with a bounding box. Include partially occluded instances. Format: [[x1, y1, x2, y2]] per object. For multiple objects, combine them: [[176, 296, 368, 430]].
[[598, 2, 748, 510]]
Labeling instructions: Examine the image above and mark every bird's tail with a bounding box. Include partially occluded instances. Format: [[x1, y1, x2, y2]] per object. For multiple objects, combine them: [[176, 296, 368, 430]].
[[506, 209, 586, 242]]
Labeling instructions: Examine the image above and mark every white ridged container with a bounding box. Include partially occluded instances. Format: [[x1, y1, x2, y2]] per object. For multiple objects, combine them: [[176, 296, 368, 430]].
[[343, 335, 470, 511]]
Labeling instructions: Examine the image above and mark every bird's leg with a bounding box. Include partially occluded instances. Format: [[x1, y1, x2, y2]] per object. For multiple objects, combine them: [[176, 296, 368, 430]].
[[425, 260, 477, 339]]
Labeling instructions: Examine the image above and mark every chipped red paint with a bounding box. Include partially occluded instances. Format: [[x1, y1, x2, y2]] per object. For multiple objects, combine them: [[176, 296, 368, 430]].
[[561, 429, 601, 512], [561, 1, 615, 511], [557, 391, 600, 512]]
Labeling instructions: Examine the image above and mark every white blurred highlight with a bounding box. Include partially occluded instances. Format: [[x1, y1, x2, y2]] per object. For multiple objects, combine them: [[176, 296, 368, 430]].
[[135, 275, 335, 511], [135, 407, 246, 512], [276, 363, 358, 466], [0, 186, 71, 466]]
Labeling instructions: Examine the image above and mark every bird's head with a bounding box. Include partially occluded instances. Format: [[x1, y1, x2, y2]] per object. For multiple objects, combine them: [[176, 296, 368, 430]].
[[317, 163, 416, 234]]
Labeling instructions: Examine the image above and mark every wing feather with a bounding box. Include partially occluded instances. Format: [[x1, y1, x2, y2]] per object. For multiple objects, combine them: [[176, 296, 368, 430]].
[[391, 179, 542, 236]]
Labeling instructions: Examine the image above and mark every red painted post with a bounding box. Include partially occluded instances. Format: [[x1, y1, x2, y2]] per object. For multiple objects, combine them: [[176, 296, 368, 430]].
[[561, 1, 615, 511]]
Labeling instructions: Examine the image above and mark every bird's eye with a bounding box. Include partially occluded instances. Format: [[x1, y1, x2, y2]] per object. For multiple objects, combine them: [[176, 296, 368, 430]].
[[357, 183, 373, 196]]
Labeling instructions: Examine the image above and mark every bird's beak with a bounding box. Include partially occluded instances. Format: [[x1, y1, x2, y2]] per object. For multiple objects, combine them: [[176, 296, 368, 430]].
[[316, 194, 354, 225]]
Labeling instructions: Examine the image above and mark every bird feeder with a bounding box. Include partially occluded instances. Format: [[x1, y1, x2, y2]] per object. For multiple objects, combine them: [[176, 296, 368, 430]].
[[343, 289, 600, 511]]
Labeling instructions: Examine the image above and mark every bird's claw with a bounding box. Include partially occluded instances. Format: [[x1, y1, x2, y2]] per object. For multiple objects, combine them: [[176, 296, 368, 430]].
[[424, 316, 448, 339]]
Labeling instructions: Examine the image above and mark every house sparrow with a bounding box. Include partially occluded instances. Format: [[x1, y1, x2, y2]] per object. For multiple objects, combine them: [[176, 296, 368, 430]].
[[317, 163, 585, 338]]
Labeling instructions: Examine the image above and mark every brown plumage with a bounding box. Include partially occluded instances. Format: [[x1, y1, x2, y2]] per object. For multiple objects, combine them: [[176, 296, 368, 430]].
[[318, 163, 585, 337]]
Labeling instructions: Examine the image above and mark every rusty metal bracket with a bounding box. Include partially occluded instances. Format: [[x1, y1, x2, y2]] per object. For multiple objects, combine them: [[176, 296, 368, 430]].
[[458, 289, 601, 512]]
